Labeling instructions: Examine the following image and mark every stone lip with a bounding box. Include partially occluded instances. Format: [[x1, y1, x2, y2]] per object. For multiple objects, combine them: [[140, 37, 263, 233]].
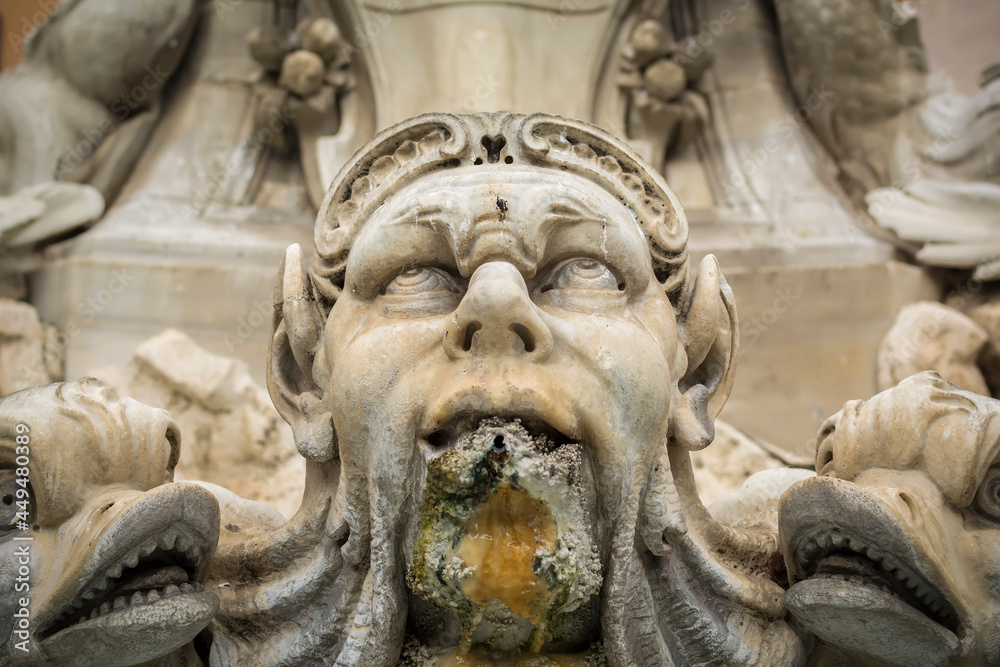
[[37, 590, 219, 667], [784, 577, 959, 667], [420, 414, 574, 461]]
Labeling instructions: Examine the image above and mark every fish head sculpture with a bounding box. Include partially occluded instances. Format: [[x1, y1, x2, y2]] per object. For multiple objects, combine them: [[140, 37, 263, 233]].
[[779, 370, 1000, 667], [0, 378, 220, 666]]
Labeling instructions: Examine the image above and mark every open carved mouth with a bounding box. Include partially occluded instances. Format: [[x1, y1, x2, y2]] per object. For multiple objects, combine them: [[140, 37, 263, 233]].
[[33, 484, 220, 667], [421, 414, 576, 457], [408, 417, 602, 658], [791, 528, 960, 635], [40, 525, 210, 640]]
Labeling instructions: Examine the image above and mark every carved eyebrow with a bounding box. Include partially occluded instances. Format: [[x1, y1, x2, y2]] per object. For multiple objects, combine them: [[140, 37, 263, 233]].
[[372, 186, 630, 276], [379, 201, 470, 265], [927, 388, 979, 413], [381, 185, 605, 232], [544, 199, 596, 221], [383, 203, 449, 230], [539, 190, 608, 223], [525, 193, 614, 259]]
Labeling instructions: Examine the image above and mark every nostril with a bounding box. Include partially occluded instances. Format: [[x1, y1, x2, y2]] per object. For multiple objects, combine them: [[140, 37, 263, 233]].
[[897, 490, 916, 514], [426, 430, 449, 451], [818, 445, 834, 471], [879, 487, 918, 524], [463, 322, 481, 352], [509, 323, 535, 353], [816, 443, 833, 475]]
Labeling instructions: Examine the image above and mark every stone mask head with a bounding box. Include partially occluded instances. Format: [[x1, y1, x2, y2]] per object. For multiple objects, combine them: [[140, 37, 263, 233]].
[[266, 112, 740, 662]]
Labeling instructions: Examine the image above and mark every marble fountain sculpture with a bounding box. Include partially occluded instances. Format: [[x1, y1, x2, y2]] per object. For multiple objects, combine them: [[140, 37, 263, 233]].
[[4, 110, 1000, 666], [10, 0, 950, 466], [0, 110, 805, 666], [1, 0, 999, 662]]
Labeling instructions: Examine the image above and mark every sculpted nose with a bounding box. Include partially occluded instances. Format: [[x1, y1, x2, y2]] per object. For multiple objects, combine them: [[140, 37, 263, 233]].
[[445, 262, 553, 361]]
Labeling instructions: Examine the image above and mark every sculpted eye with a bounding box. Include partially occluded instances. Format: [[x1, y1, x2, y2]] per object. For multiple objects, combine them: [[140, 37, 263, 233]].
[[379, 267, 462, 317], [542, 258, 621, 292], [384, 267, 460, 295], [974, 466, 1000, 521]]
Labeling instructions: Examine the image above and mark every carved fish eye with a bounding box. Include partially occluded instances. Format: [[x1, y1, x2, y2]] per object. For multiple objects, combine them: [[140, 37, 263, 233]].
[[974, 465, 1000, 521]]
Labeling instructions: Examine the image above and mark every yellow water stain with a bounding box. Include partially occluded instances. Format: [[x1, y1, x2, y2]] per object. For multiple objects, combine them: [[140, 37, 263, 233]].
[[455, 483, 559, 623]]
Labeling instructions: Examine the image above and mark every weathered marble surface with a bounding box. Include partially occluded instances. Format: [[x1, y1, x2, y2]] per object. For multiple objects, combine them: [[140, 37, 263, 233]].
[[17, 0, 943, 462], [0, 0, 997, 660], [877, 301, 990, 395], [877, 297, 1000, 403], [0, 298, 61, 397], [0, 0, 199, 201], [88, 328, 303, 519], [692, 420, 808, 505], [774, 0, 1000, 280], [4, 105, 1000, 666]]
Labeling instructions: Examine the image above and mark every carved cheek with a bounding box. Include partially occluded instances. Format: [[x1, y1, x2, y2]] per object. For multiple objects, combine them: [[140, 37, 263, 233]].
[[328, 316, 448, 430], [32, 423, 91, 527], [549, 314, 673, 443]]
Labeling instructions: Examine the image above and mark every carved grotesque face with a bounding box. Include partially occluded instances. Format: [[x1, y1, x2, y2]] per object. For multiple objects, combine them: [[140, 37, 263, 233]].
[[256, 112, 762, 666], [780, 372, 1000, 666], [323, 164, 680, 654], [0, 379, 220, 666]]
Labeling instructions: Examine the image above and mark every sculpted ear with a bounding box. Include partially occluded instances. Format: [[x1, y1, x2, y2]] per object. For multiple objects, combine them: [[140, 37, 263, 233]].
[[267, 244, 337, 462], [670, 255, 738, 451]]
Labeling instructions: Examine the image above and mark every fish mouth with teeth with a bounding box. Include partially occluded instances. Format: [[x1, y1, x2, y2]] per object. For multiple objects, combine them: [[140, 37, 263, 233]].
[[36, 483, 220, 667], [779, 476, 963, 667]]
